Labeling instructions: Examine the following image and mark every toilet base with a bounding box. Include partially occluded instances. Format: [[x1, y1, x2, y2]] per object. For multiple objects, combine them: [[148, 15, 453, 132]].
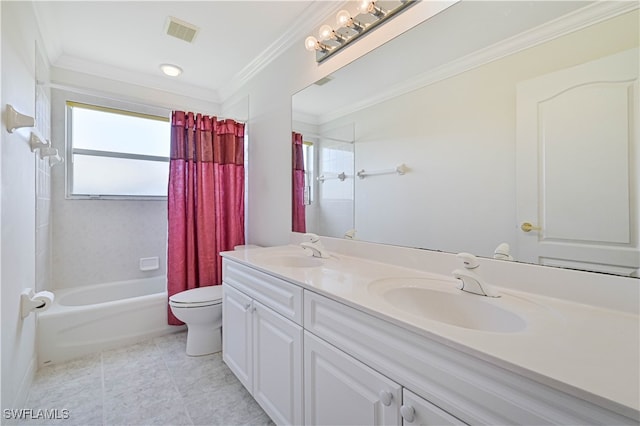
[[186, 325, 221, 356]]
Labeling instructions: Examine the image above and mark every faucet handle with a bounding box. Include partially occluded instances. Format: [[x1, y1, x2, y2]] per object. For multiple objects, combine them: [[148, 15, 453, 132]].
[[303, 233, 321, 243], [457, 252, 479, 269]]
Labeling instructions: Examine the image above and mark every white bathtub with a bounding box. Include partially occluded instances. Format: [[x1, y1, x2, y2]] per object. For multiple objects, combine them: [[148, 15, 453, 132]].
[[37, 276, 182, 367]]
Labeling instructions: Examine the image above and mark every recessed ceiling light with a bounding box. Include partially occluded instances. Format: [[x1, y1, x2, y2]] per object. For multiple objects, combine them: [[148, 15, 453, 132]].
[[160, 64, 182, 77]]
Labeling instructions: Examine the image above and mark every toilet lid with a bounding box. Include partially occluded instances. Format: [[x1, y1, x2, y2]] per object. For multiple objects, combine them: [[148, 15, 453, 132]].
[[169, 286, 223, 304]]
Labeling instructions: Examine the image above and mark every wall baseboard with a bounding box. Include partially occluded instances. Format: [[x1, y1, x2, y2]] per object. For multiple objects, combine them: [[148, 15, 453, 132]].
[[10, 355, 36, 409]]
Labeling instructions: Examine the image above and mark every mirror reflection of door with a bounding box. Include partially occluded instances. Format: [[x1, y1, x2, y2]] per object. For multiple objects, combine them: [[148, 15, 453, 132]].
[[516, 48, 639, 277]]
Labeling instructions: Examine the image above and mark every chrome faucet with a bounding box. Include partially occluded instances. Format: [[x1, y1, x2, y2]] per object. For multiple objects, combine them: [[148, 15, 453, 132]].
[[300, 233, 330, 258], [452, 253, 500, 298]]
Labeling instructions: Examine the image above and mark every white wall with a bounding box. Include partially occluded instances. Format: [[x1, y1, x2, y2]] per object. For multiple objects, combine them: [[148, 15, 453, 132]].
[[1, 1, 47, 409], [229, 0, 439, 247]]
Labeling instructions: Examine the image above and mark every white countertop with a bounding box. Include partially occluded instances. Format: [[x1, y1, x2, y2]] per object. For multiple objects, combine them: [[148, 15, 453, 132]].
[[221, 245, 640, 419]]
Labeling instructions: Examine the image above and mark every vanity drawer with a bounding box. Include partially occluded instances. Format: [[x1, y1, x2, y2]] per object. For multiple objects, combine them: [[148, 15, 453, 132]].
[[223, 259, 303, 325], [304, 290, 635, 426]]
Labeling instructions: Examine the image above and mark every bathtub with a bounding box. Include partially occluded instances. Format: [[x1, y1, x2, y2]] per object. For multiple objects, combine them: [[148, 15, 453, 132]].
[[37, 276, 182, 367]]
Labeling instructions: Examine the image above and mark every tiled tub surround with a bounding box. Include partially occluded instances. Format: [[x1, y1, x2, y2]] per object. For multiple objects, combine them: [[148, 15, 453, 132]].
[[14, 332, 273, 426], [221, 241, 639, 425]]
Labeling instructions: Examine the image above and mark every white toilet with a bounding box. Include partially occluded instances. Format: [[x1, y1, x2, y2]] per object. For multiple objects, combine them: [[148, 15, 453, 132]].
[[169, 285, 223, 356]]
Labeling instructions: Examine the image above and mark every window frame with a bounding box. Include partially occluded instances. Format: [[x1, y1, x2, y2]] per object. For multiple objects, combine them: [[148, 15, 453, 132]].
[[65, 101, 170, 200], [302, 140, 314, 205]]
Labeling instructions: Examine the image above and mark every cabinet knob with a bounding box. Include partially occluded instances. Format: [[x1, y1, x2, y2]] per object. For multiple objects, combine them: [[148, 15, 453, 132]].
[[378, 390, 393, 406], [243, 303, 251, 311], [400, 405, 415, 423]]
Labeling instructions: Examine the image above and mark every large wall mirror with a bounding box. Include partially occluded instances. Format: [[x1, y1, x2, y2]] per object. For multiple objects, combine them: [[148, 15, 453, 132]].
[[292, 1, 639, 277]]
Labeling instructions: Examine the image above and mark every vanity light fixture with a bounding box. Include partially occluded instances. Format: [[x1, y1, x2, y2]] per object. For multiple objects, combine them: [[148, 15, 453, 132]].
[[336, 10, 364, 33], [305, 0, 416, 63], [160, 63, 183, 77], [319, 24, 347, 45], [305, 36, 328, 53]]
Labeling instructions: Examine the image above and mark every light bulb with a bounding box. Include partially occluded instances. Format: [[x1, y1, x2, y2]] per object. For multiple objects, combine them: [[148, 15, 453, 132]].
[[336, 9, 364, 33], [336, 10, 351, 26], [357, 0, 373, 14], [305, 36, 319, 51], [357, 0, 384, 17], [318, 24, 334, 41]]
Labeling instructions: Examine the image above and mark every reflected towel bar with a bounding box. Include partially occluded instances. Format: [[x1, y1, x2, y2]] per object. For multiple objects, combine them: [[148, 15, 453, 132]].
[[357, 164, 408, 179], [318, 172, 349, 182]]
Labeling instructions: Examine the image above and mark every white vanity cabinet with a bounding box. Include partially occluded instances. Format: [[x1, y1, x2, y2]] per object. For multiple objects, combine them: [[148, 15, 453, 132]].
[[222, 256, 637, 426], [304, 331, 401, 425], [304, 290, 636, 425], [222, 260, 303, 426], [222, 284, 253, 389], [401, 389, 466, 426]]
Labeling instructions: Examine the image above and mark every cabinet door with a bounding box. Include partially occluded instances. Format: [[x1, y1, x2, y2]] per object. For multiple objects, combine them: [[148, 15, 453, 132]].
[[253, 301, 303, 425], [222, 283, 253, 391], [305, 332, 401, 426], [401, 389, 466, 426]]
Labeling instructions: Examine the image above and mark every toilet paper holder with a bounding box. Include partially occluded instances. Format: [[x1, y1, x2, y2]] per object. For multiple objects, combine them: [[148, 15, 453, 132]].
[[20, 288, 54, 319]]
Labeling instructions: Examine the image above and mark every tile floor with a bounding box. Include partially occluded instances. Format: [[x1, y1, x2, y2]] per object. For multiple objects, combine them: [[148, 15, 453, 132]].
[[12, 332, 274, 426]]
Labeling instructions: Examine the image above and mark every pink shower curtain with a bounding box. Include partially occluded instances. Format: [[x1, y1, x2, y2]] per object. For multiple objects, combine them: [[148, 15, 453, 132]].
[[167, 111, 245, 325], [292, 132, 306, 233]]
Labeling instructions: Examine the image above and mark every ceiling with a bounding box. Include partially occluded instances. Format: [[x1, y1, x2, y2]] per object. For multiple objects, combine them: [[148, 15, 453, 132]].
[[32, 1, 339, 104]]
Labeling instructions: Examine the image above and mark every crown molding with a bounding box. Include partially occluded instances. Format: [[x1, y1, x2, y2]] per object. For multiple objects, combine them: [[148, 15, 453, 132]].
[[53, 54, 219, 104], [219, 1, 349, 102], [319, 1, 639, 124]]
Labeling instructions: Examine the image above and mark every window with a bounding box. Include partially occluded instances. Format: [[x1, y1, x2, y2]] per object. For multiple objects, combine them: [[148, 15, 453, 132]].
[[66, 102, 170, 198], [303, 141, 314, 205]]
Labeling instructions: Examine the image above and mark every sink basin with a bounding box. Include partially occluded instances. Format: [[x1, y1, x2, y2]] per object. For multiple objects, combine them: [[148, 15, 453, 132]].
[[368, 278, 527, 333], [259, 254, 324, 268]]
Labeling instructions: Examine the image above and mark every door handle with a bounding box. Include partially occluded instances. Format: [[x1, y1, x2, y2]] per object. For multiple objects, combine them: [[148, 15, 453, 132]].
[[521, 222, 542, 232]]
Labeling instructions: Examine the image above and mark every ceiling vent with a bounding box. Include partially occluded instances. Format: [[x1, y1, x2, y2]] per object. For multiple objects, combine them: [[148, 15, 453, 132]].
[[314, 76, 333, 86], [165, 17, 199, 43]]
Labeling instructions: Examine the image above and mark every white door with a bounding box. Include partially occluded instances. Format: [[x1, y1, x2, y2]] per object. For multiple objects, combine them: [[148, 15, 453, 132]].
[[222, 283, 253, 390], [252, 301, 303, 426], [304, 331, 401, 426], [516, 48, 639, 276]]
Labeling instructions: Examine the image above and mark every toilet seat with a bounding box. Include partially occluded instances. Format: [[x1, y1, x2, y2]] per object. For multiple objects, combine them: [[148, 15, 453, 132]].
[[169, 286, 223, 308]]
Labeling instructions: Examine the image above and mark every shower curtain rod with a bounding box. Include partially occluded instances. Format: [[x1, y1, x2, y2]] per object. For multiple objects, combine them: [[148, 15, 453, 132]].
[[295, 131, 353, 144]]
